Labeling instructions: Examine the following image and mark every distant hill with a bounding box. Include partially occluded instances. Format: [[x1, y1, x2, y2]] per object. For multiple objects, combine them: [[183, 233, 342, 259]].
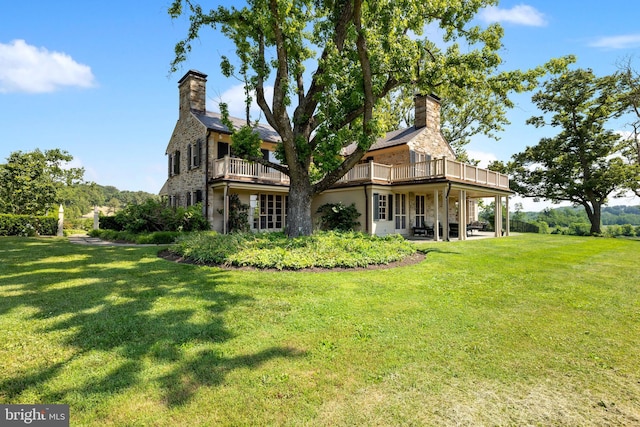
[[520, 205, 640, 227]]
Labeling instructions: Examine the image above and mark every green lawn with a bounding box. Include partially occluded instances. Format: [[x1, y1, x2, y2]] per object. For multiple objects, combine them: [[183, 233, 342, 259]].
[[1, 234, 638, 426]]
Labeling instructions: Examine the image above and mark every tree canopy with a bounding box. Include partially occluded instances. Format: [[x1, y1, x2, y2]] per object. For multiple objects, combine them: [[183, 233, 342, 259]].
[[505, 69, 636, 235], [617, 57, 640, 197], [170, 0, 572, 236], [0, 149, 84, 216]]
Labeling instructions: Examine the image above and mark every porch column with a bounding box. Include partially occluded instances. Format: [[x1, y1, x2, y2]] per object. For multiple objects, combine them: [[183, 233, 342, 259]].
[[459, 190, 467, 241], [223, 183, 229, 234], [494, 195, 502, 237], [444, 189, 450, 241], [433, 189, 440, 241], [505, 195, 510, 236]]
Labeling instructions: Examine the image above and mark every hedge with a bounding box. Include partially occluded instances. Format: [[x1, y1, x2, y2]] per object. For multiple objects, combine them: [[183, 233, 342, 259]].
[[0, 214, 58, 236]]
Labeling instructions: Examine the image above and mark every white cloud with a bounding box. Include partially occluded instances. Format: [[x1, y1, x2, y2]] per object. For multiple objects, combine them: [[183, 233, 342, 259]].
[[479, 5, 547, 27], [0, 39, 95, 93], [467, 150, 498, 168], [589, 34, 640, 49], [208, 83, 274, 121]]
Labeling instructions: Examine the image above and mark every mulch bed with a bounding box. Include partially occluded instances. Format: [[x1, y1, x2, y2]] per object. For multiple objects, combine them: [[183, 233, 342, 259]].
[[157, 249, 425, 272]]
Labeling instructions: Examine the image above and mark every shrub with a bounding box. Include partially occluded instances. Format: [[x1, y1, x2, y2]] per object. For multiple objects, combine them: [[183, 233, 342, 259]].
[[621, 224, 636, 237], [100, 199, 209, 233], [170, 231, 416, 270], [98, 215, 122, 231], [316, 203, 361, 231], [89, 229, 182, 244], [0, 214, 58, 236], [568, 223, 592, 236], [536, 220, 550, 234]]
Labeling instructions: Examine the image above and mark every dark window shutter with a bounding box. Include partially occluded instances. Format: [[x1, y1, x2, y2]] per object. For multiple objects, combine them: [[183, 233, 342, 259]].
[[187, 145, 192, 169], [388, 195, 393, 221], [168, 154, 172, 177], [373, 193, 379, 221]]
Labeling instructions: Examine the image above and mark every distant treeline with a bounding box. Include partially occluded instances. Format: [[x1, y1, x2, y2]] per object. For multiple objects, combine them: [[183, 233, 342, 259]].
[[520, 205, 640, 227], [59, 183, 158, 219]]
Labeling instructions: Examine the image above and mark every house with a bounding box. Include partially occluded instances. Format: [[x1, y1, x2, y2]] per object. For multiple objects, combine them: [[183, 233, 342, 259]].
[[161, 70, 512, 240]]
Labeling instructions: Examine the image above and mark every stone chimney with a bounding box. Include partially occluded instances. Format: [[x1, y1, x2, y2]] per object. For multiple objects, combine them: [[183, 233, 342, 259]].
[[414, 94, 441, 131], [178, 70, 207, 115]]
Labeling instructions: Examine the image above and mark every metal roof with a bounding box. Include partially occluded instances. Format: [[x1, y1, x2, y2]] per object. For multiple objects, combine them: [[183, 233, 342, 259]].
[[193, 111, 282, 144]]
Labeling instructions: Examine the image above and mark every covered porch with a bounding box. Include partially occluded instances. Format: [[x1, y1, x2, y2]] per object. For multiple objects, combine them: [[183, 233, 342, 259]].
[[361, 181, 512, 241]]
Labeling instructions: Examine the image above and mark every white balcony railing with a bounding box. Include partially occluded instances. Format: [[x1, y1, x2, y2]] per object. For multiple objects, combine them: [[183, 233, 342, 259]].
[[212, 156, 509, 190], [212, 157, 290, 184]]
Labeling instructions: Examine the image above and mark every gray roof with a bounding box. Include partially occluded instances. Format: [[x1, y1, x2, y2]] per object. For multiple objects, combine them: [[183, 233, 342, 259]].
[[193, 111, 282, 143], [343, 126, 426, 155]]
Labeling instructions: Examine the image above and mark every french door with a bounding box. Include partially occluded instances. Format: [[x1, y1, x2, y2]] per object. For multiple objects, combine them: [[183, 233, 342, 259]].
[[394, 193, 407, 233]]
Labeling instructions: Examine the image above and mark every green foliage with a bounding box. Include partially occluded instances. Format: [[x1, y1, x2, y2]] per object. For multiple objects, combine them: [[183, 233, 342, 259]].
[[568, 222, 592, 236], [103, 199, 209, 233], [508, 69, 636, 235], [171, 231, 416, 270], [63, 217, 93, 231], [89, 229, 181, 244], [536, 220, 551, 234], [0, 149, 84, 216], [0, 213, 58, 236], [225, 193, 250, 233], [97, 215, 122, 231], [316, 202, 361, 231]]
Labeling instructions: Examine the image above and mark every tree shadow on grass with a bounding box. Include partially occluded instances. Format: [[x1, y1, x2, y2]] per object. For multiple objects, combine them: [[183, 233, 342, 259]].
[[0, 237, 305, 407]]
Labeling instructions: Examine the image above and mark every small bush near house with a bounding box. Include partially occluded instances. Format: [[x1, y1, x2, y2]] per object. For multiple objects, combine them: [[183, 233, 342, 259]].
[[100, 199, 209, 233], [316, 202, 361, 231], [170, 231, 416, 269]]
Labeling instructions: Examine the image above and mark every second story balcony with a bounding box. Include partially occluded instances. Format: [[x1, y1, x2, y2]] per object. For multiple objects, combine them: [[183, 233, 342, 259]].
[[211, 156, 509, 190]]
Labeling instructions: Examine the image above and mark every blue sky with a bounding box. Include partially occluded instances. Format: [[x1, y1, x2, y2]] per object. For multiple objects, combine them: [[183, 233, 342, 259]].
[[1, 1, 639, 211]]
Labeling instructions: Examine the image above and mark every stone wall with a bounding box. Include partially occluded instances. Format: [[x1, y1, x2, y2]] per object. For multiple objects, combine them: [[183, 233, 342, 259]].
[[164, 113, 208, 208]]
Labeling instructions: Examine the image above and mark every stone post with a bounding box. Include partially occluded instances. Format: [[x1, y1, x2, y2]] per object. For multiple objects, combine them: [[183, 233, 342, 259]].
[[57, 205, 64, 237], [93, 206, 99, 230]]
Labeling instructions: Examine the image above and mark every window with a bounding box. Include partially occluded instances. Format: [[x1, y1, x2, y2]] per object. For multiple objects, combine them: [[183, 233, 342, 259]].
[[190, 141, 202, 168], [252, 194, 287, 231], [194, 189, 203, 204], [172, 150, 181, 175], [415, 195, 426, 228], [373, 193, 392, 221], [217, 141, 230, 159]]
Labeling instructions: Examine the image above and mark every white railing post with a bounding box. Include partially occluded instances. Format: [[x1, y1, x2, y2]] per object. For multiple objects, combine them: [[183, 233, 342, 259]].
[[93, 206, 99, 230], [57, 204, 64, 237]]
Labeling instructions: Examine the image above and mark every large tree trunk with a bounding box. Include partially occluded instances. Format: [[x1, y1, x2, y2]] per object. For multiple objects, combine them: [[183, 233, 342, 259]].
[[286, 180, 314, 237], [584, 201, 603, 235]]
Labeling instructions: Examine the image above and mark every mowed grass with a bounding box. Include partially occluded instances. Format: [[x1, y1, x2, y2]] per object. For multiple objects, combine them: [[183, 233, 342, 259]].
[[0, 234, 638, 426]]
